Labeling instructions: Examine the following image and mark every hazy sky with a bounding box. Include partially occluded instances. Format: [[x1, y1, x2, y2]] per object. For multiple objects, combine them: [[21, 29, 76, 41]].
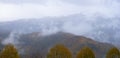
[[0, 0, 120, 22]]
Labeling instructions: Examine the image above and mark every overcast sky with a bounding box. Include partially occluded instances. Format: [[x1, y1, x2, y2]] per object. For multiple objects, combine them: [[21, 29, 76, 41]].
[[0, 0, 120, 22]]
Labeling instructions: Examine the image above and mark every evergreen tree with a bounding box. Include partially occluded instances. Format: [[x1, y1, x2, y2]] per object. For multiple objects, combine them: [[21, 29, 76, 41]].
[[106, 47, 120, 58], [47, 44, 72, 58], [76, 46, 95, 58], [0, 44, 20, 58]]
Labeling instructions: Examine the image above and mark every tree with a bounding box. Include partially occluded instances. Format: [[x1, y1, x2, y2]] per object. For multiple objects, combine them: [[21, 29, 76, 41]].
[[106, 47, 120, 58], [47, 44, 72, 58], [76, 46, 95, 58], [0, 44, 20, 58]]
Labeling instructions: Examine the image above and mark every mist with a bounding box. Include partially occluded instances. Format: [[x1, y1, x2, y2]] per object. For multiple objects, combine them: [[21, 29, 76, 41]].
[[2, 31, 21, 46], [1, 14, 120, 48]]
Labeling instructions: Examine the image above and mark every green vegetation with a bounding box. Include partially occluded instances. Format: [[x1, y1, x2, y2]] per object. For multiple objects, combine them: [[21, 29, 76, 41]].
[[0, 44, 20, 58], [47, 44, 72, 58], [106, 47, 120, 58]]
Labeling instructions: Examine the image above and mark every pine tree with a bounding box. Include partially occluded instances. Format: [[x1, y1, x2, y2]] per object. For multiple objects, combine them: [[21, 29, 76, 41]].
[[47, 44, 72, 58], [106, 47, 120, 58], [0, 44, 20, 58], [76, 46, 95, 58]]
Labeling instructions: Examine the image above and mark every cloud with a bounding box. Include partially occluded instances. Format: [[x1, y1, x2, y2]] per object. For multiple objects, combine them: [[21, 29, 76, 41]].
[[0, 0, 46, 4], [0, 0, 120, 22], [2, 31, 20, 45], [62, 21, 93, 35], [0, 0, 81, 21]]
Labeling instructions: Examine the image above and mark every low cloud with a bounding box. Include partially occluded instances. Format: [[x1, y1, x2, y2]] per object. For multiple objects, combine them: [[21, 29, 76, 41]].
[[2, 31, 20, 46]]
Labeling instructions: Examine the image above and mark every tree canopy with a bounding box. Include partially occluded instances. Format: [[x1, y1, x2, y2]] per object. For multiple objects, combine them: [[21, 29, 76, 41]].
[[76, 46, 95, 58], [0, 44, 20, 58], [47, 44, 72, 58], [106, 47, 120, 58]]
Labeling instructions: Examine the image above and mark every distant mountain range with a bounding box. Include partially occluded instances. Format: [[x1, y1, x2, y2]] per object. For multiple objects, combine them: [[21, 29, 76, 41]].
[[0, 14, 120, 47]]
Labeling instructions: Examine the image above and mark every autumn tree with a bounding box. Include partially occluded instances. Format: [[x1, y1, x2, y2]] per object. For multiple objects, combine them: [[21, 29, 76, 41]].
[[0, 44, 20, 58], [106, 47, 120, 58], [47, 44, 72, 58], [76, 46, 95, 58]]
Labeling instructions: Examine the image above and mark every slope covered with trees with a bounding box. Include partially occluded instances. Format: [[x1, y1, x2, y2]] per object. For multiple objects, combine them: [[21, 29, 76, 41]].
[[15, 32, 115, 58]]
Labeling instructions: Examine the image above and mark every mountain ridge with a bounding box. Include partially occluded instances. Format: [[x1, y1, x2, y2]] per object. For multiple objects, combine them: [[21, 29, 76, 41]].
[[0, 14, 119, 49], [13, 32, 115, 58]]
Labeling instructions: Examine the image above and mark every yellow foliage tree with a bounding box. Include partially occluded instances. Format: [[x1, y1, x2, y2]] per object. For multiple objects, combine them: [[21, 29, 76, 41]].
[[76, 46, 95, 58], [0, 44, 20, 58], [47, 44, 72, 58], [106, 47, 120, 58]]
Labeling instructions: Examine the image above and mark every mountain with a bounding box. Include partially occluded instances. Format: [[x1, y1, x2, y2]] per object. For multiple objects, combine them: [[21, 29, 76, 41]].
[[0, 14, 120, 47], [4, 32, 113, 58]]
